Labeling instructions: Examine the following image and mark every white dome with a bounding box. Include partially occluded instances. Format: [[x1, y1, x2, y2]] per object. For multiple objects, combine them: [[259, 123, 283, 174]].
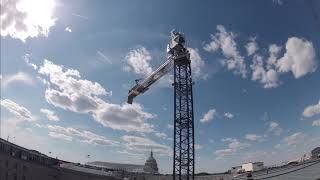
[[143, 150, 159, 174]]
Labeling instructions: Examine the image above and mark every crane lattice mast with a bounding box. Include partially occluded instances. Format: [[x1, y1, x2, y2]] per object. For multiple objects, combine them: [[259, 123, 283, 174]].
[[127, 30, 195, 180]]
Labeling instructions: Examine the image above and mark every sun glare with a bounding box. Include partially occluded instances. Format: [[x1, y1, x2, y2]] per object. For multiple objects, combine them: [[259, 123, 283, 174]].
[[18, 0, 56, 35], [0, 0, 58, 41]]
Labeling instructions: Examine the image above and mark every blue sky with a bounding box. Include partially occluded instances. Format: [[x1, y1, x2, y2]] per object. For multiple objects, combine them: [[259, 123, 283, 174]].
[[1, 0, 320, 173]]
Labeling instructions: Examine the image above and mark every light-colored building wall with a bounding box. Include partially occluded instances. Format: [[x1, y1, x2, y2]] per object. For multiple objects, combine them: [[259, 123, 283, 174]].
[[230, 166, 242, 174], [242, 162, 264, 172]]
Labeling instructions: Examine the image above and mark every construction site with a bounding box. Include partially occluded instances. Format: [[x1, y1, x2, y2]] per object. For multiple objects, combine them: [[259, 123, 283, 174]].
[[1, 31, 320, 179], [1, 0, 320, 180]]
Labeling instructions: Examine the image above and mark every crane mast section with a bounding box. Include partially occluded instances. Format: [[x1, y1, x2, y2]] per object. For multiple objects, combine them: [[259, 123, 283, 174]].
[[127, 30, 195, 180]]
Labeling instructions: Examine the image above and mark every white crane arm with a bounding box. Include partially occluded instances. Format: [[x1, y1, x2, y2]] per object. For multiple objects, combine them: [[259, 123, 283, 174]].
[[127, 30, 188, 104], [127, 56, 174, 104]]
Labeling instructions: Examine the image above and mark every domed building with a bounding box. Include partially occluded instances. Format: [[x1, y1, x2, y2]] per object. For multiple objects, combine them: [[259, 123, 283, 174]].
[[143, 150, 159, 174]]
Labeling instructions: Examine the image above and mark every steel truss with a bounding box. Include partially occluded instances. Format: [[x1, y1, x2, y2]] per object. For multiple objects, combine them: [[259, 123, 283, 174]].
[[173, 55, 195, 180]]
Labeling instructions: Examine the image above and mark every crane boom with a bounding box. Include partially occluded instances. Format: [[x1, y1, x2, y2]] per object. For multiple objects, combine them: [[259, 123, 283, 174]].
[[127, 53, 189, 104], [127, 56, 173, 104]]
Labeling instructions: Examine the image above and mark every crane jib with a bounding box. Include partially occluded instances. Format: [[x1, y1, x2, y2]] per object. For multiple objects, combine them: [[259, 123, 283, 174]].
[[127, 53, 189, 104], [127, 56, 174, 104], [127, 52, 189, 104]]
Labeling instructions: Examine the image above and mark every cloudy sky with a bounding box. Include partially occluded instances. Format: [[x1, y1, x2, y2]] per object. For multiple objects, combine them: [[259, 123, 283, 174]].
[[1, 0, 320, 173]]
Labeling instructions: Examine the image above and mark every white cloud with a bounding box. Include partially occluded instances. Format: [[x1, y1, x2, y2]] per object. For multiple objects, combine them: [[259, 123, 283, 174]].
[[1, 117, 46, 154], [252, 37, 317, 89], [71, 13, 89, 20], [204, 26, 317, 89], [284, 132, 305, 146], [303, 100, 320, 117], [168, 124, 174, 129], [0, 0, 57, 42], [38, 59, 155, 133], [203, 37, 219, 52], [273, 0, 283, 5], [155, 132, 168, 140], [245, 134, 265, 142], [116, 150, 145, 161], [245, 37, 259, 56], [188, 48, 206, 79], [1, 99, 35, 121], [35, 123, 46, 128], [204, 25, 247, 78], [274, 144, 281, 149], [40, 108, 59, 121], [224, 112, 234, 119], [243, 150, 269, 163], [312, 120, 320, 127], [39, 59, 109, 98], [97, 51, 112, 64], [214, 148, 234, 157], [215, 138, 250, 158], [47, 125, 117, 146], [65, 26, 72, 33], [251, 55, 279, 88], [195, 144, 203, 150], [93, 103, 155, 133], [122, 135, 171, 155], [49, 131, 73, 141], [227, 139, 250, 150], [221, 137, 235, 142], [25, 127, 32, 133], [23, 54, 38, 70], [267, 121, 283, 136], [276, 37, 317, 78], [200, 109, 216, 123], [44, 88, 100, 113], [124, 47, 153, 76], [1, 72, 35, 88], [267, 44, 282, 69]]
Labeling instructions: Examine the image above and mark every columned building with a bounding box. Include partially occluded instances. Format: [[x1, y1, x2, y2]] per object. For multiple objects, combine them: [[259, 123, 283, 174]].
[[143, 150, 159, 174]]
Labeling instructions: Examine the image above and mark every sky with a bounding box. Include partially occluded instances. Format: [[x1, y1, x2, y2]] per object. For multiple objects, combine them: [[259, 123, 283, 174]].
[[1, 0, 320, 174]]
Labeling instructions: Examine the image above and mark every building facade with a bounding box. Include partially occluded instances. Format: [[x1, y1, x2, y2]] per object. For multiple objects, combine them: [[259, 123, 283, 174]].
[[0, 138, 117, 180], [87, 150, 159, 174], [311, 147, 320, 159], [143, 150, 159, 174], [242, 162, 264, 172]]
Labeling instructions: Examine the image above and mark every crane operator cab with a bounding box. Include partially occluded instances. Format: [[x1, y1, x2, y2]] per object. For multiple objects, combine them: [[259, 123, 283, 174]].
[[167, 29, 190, 65]]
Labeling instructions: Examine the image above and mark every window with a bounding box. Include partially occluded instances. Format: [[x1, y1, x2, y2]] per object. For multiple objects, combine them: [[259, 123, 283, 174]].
[[14, 162, 18, 169], [23, 165, 28, 172], [5, 160, 8, 168], [22, 175, 26, 180]]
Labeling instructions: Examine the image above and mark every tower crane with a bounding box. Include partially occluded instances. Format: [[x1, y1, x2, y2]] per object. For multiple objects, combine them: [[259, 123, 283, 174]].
[[127, 30, 195, 180]]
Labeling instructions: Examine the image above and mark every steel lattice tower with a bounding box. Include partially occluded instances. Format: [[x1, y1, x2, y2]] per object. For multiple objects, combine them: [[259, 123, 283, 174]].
[[173, 53, 195, 180], [126, 30, 195, 180]]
